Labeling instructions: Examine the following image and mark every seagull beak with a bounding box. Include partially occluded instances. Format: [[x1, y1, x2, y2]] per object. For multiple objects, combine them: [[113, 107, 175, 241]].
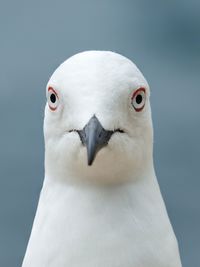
[[77, 115, 113, 166]]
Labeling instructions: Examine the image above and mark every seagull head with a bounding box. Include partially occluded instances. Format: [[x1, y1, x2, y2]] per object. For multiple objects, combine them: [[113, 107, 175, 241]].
[[44, 51, 153, 184]]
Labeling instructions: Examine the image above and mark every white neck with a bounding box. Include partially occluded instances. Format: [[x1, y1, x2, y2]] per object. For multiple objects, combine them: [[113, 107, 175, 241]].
[[22, 165, 182, 267]]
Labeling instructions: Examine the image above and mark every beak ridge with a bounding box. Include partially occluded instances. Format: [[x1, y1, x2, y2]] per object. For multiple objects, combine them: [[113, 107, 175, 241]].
[[77, 115, 113, 165]]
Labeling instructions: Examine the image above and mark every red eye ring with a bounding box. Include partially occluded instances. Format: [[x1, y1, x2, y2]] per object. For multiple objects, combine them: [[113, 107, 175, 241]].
[[131, 87, 146, 112], [48, 87, 59, 111]]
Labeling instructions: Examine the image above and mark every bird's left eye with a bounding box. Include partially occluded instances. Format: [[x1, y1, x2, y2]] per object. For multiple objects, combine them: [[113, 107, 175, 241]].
[[131, 88, 146, 112], [47, 87, 59, 111]]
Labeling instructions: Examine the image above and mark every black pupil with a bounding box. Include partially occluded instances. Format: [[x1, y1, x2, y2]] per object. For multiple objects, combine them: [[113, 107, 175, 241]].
[[136, 94, 143, 104], [50, 93, 56, 103]]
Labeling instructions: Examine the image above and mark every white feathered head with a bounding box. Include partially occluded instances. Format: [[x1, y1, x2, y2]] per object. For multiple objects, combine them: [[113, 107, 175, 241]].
[[44, 51, 153, 184]]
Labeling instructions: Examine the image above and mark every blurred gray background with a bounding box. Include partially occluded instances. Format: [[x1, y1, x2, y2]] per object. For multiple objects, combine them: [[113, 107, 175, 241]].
[[0, 0, 199, 266]]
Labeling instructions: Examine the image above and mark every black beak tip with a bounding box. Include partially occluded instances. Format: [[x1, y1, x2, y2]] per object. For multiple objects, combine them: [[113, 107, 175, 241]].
[[87, 152, 95, 166], [88, 160, 93, 166]]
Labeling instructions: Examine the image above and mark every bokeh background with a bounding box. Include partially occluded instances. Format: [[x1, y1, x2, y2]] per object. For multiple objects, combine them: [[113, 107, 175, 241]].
[[0, 0, 199, 266]]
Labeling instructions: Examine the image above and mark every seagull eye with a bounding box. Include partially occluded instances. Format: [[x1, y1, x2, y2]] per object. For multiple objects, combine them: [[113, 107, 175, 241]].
[[131, 88, 146, 112], [47, 87, 59, 111]]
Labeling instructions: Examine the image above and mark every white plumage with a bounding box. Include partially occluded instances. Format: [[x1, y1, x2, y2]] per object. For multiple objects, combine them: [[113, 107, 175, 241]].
[[22, 51, 182, 267]]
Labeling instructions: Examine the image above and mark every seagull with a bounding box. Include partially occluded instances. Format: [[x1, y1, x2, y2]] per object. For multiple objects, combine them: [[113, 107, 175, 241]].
[[22, 51, 182, 267]]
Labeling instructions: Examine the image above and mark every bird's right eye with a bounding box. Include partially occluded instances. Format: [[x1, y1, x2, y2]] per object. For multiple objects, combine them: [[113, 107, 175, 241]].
[[47, 87, 59, 111]]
